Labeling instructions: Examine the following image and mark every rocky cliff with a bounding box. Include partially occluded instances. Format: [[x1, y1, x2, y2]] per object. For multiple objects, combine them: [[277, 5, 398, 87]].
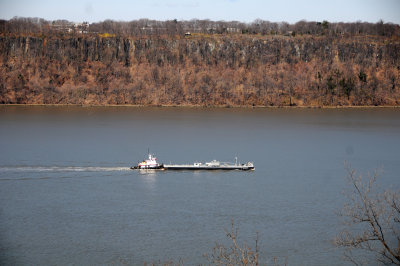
[[1, 34, 399, 106]]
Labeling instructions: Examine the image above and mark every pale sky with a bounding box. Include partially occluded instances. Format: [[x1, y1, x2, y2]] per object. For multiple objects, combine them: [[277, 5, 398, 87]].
[[0, 0, 399, 24]]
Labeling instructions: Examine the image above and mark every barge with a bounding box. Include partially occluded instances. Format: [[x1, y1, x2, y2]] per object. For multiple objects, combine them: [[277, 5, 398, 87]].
[[164, 159, 254, 170], [131, 154, 254, 171]]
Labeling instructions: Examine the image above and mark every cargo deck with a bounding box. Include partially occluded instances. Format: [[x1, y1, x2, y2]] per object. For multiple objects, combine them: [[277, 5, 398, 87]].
[[163, 163, 254, 171]]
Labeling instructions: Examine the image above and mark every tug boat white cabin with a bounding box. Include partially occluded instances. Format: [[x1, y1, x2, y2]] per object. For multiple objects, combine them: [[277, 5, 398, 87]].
[[131, 153, 163, 169]]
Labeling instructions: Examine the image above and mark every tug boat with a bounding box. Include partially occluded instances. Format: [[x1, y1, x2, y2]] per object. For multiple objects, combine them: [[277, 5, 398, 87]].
[[131, 154, 254, 171], [131, 153, 164, 169]]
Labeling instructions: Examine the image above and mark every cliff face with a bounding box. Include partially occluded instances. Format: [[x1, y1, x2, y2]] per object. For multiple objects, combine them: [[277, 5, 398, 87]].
[[1, 34, 399, 106]]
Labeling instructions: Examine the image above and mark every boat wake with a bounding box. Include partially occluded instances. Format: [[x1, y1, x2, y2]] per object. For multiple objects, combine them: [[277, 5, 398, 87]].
[[0, 166, 131, 173]]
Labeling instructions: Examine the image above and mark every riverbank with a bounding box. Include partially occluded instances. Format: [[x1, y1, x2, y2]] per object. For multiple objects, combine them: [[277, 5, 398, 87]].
[[1, 103, 400, 109]]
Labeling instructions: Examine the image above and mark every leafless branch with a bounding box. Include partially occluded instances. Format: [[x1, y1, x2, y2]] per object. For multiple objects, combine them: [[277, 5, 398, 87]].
[[335, 164, 400, 265], [204, 220, 263, 265]]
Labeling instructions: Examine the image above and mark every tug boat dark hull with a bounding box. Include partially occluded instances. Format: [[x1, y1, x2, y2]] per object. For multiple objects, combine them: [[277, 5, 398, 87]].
[[131, 164, 164, 170]]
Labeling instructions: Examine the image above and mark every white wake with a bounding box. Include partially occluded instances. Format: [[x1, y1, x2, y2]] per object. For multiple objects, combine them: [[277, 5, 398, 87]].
[[0, 166, 131, 172]]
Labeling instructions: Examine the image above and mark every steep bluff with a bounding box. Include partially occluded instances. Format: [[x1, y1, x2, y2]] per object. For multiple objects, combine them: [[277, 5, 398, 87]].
[[1, 34, 399, 106]]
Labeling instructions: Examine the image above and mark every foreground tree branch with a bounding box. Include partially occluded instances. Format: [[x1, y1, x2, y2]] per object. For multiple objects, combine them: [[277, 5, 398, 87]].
[[335, 164, 400, 265], [203, 221, 287, 266], [203, 221, 263, 266]]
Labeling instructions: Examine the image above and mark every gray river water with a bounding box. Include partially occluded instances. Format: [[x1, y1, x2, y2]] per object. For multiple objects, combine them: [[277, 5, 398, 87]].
[[0, 106, 399, 265]]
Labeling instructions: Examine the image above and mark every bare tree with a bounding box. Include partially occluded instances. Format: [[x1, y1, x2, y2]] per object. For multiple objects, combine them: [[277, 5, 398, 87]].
[[203, 221, 261, 265], [144, 258, 185, 266], [335, 164, 400, 265]]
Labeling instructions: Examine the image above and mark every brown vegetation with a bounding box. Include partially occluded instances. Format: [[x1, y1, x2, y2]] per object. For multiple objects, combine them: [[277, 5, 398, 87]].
[[204, 221, 262, 265], [1, 18, 400, 106]]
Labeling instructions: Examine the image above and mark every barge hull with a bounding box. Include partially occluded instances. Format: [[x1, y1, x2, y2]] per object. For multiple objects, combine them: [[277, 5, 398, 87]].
[[163, 165, 254, 171]]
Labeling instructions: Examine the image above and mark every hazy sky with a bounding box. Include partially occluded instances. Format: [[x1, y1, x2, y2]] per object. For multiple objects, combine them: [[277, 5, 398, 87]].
[[0, 0, 399, 24]]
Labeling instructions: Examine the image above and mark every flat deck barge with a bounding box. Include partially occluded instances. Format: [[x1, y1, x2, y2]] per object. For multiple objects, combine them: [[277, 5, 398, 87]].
[[163, 160, 254, 171]]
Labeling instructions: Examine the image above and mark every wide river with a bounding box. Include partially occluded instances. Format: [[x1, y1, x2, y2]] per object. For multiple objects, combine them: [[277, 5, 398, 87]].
[[0, 106, 399, 265]]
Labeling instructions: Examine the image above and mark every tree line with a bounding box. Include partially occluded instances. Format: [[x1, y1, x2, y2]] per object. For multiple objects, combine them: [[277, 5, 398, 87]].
[[1, 17, 399, 37]]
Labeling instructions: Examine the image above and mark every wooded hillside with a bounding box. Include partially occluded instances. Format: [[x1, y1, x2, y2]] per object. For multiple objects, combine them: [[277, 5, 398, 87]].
[[1, 18, 399, 106]]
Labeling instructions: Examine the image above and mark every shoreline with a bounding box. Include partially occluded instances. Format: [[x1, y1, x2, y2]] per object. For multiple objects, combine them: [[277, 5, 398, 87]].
[[1, 104, 400, 109]]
